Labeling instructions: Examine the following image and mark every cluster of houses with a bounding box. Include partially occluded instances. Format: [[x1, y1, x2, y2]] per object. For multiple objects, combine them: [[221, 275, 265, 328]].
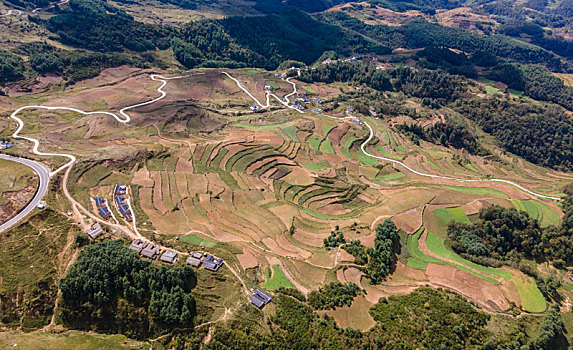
[[129, 238, 177, 263], [250, 288, 272, 309], [95, 197, 112, 220], [114, 184, 132, 222], [186, 252, 224, 272], [0, 140, 13, 150]]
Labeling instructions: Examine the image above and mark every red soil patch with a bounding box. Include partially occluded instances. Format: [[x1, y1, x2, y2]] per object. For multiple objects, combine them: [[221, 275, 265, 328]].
[[237, 249, 259, 270], [392, 208, 423, 234], [328, 122, 350, 145], [175, 157, 194, 173], [426, 263, 510, 312], [131, 166, 154, 187], [462, 199, 490, 216]]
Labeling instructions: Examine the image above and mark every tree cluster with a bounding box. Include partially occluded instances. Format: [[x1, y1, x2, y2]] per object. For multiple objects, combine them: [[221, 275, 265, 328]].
[[307, 282, 362, 310], [448, 199, 573, 266], [367, 219, 401, 284], [59, 240, 197, 339]]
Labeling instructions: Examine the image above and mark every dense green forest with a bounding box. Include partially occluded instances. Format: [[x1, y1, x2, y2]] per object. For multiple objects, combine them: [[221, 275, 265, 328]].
[[452, 98, 573, 171], [0, 50, 25, 85], [59, 240, 197, 339], [448, 196, 573, 266]]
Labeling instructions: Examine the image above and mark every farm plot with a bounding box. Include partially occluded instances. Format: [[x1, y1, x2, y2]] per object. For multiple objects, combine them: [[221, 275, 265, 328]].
[[262, 265, 294, 289], [511, 199, 560, 228]]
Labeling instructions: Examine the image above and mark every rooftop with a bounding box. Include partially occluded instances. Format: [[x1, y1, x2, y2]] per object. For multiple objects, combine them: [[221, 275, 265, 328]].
[[160, 250, 178, 263]]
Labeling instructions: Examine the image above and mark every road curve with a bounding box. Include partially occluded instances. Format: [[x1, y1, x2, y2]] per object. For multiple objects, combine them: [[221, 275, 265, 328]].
[[9, 74, 188, 177], [222, 72, 561, 201], [0, 154, 50, 233]]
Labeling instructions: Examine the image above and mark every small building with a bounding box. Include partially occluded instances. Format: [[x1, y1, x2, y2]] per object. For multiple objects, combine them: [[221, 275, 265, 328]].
[[372, 56, 378, 61], [323, 59, 332, 64], [97, 207, 112, 220], [569, 274, 573, 283], [250, 288, 272, 309], [86, 223, 103, 239], [293, 104, 304, 110], [141, 244, 161, 260], [0, 141, 13, 150], [264, 85, 273, 91], [352, 54, 361, 60], [160, 250, 178, 264], [312, 108, 322, 114], [250, 294, 266, 308], [203, 254, 224, 271], [313, 98, 323, 104], [347, 107, 354, 114], [250, 105, 261, 111], [349, 59, 357, 63], [275, 73, 283, 78], [94, 197, 105, 208], [352, 119, 363, 125], [37, 201, 46, 210], [299, 97, 310, 103], [114, 184, 127, 195], [129, 239, 148, 253], [186, 252, 203, 267]]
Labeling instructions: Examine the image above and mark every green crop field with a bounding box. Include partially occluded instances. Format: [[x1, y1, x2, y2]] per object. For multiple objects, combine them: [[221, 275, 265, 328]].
[[262, 265, 294, 289], [433, 207, 471, 226], [511, 200, 560, 228], [282, 126, 300, 142], [425, 232, 512, 281], [406, 228, 500, 284], [244, 70, 258, 74], [180, 234, 217, 247], [440, 185, 508, 198], [512, 275, 546, 313]]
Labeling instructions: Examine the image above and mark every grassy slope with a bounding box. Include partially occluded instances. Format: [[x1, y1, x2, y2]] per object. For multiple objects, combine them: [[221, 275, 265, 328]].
[[262, 265, 294, 289], [511, 199, 560, 228], [0, 331, 148, 349]]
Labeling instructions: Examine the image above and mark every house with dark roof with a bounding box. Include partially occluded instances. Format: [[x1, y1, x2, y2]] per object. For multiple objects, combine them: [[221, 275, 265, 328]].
[[160, 250, 178, 264], [250, 105, 261, 111], [186, 252, 204, 267], [141, 244, 160, 259], [203, 254, 224, 271], [250, 288, 272, 309], [250, 294, 266, 308], [94, 197, 105, 208], [129, 239, 148, 253]]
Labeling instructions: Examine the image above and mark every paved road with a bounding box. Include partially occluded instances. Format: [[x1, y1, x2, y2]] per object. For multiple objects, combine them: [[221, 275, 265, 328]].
[[222, 71, 562, 201], [0, 154, 50, 233]]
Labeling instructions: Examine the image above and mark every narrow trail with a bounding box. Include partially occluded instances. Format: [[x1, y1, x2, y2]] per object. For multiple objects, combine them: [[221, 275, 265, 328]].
[[221, 71, 562, 201]]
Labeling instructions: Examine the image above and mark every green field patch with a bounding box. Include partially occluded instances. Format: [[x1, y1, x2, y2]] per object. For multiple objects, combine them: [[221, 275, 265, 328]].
[[426, 231, 512, 281], [477, 77, 496, 84], [464, 163, 479, 173], [511, 199, 560, 228], [441, 185, 508, 198], [433, 207, 471, 226], [374, 146, 401, 160], [381, 172, 404, 181], [266, 80, 279, 89], [244, 70, 258, 74], [302, 162, 327, 172], [484, 85, 500, 95], [427, 158, 446, 172], [0, 330, 147, 349], [406, 229, 501, 285], [262, 265, 294, 289], [307, 136, 322, 150], [305, 86, 317, 94], [509, 89, 523, 98], [180, 234, 217, 248], [281, 126, 300, 142], [512, 275, 546, 313], [319, 139, 334, 153]]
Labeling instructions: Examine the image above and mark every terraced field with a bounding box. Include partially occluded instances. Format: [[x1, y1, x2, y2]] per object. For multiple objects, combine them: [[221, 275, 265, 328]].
[[64, 69, 570, 317]]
